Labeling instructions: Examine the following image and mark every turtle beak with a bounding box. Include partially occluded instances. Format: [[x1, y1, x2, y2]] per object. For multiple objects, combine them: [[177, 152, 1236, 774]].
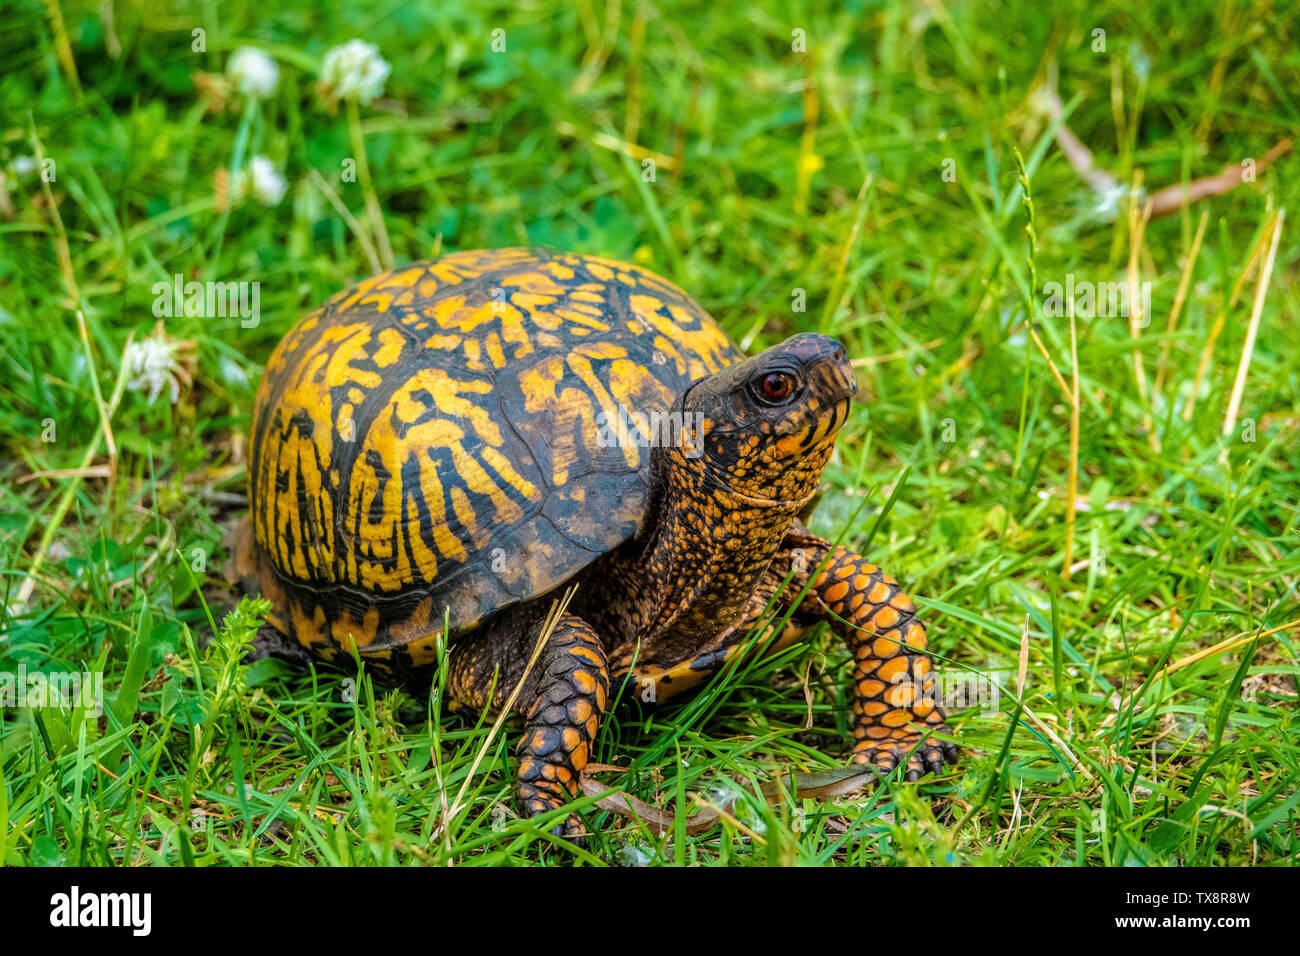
[[796, 334, 858, 408], [824, 346, 858, 407], [812, 339, 858, 448]]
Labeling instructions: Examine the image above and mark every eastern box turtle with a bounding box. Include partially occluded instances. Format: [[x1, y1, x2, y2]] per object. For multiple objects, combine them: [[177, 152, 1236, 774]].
[[235, 247, 956, 839]]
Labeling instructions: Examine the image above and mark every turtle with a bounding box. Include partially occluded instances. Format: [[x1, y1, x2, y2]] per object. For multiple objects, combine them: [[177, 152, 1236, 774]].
[[234, 247, 957, 840]]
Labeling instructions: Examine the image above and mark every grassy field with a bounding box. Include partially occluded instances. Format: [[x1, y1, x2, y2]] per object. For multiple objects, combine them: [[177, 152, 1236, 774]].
[[1, 0, 1297, 866]]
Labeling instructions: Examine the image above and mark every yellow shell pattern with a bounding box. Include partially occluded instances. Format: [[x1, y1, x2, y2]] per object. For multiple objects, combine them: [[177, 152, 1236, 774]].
[[246, 248, 740, 673]]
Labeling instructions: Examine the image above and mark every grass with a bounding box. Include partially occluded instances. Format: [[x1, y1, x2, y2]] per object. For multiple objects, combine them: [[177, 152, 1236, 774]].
[[1, 0, 1297, 866]]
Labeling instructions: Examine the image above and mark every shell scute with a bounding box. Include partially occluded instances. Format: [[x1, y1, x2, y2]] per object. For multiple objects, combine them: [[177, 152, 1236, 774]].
[[247, 249, 741, 671]]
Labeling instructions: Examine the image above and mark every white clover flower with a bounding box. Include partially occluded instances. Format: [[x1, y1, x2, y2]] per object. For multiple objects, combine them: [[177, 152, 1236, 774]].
[[226, 46, 280, 100], [124, 324, 195, 405], [319, 40, 391, 105], [235, 155, 288, 207]]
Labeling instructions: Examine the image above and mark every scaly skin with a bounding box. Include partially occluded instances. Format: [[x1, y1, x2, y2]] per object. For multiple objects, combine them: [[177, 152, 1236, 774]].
[[600, 525, 955, 779], [791, 538, 956, 778], [471, 335, 952, 832], [513, 616, 608, 841], [446, 610, 609, 842]]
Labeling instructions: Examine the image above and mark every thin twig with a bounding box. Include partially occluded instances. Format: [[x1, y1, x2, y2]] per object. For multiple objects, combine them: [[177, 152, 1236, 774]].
[[1033, 71, 1291, 220], [1147, 140, 1290, 218]]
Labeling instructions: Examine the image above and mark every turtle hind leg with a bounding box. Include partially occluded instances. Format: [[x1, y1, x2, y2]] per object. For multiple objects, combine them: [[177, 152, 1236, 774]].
[[243, 624, 315, 670], [514, 613, 609, 844]]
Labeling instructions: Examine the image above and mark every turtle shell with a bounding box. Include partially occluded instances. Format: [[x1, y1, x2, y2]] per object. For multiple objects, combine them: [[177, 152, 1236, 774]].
[[241, 248, 741, 674]]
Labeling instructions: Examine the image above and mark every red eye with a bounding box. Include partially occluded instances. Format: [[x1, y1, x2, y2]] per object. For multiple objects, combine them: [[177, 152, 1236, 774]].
[[760, 373, 795, 402]]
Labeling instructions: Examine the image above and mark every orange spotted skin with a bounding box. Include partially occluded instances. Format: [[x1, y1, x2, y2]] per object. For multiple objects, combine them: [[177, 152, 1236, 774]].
[[513, 616, 608, 839], [794, 539, 956, 778], [240, 249, 957, 841]]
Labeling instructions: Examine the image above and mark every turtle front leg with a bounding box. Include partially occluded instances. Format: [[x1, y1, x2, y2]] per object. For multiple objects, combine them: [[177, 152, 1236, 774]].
[[513, 614, 609, 841], [448, 611, 609, 842], [790, 538, 957, 779]]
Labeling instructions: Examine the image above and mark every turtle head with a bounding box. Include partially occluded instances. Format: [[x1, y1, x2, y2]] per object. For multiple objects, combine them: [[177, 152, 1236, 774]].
[[672, 333, 857, 505]]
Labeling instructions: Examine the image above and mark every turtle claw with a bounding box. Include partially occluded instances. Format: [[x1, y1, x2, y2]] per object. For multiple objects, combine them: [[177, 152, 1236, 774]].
[[519, 787, 588, 845], [853, 731, 957, 782], [554, 814, 588, 846], [243, 624, 314, 669]]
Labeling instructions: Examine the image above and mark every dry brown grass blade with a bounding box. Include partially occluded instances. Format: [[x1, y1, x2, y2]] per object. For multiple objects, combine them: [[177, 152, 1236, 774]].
[[309, 168, 382, 275], [77, 310, 118, 486], [622, 0, 647, 148], [1062, 278, 1081, 579], [1126, 192, 1153, 407], [17, 465, 111, 485], [848, 338, 943, 367], [1158, 620, 1298, 681], [1027, 325, 1073, 402], [1100, 618, 1299, 728], [1184, 209, 1279, 422], [1152, 209, 1210, 409], [1017, 613, 1030, 697], [553, 121, 678, 171], [795, 69, 820, 220], [438, 585, 575, 842], [30, 123, 79, 307], [43, 0, 82, 100], [1222, 209, 1284, 437], [570, 0, 622, 95], [12, 329, 133, 611]]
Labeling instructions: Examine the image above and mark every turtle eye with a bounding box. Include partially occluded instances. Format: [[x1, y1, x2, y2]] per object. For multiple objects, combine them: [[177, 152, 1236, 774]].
[[757, 372, 797, 404]]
